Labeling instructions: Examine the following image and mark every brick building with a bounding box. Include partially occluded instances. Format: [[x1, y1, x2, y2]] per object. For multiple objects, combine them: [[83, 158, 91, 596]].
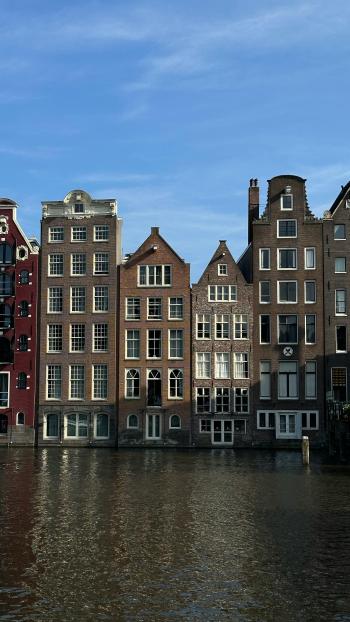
[[192, 241, 253, 446], [240, 176, 325, 446], [0, 198, 39, 446], [118, 227, 191, 446], [37, 189, 122, 446]]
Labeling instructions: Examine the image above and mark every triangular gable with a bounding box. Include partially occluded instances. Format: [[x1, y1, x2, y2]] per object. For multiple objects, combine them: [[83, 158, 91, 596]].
[[195, 240, 248, 286], [329, 181, 350, 215], [123, 227, 186, 268]]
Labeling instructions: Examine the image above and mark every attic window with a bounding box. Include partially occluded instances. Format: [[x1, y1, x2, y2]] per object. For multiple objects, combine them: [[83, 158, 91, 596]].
[[218, 264, 228, 276], [74, 203, 84, 214], [281, 194, 293, 210]]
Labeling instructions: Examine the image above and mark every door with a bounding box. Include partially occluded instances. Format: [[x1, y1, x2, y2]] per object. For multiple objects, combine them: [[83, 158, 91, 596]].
[[276, 412, 302, 439], [0, 414, 8, 435], [146, 414, 161, 440], [147, 370, 162, 407], [212, 420, 233, 445]]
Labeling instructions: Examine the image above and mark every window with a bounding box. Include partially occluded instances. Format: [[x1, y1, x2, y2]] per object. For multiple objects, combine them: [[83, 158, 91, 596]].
[[234, 420, 247, 434], [234, 314, 248, 339], [0, 304, 12, 329], [305, 314, 316, 344], [70, 324, 85, 352], [168, 297, 183, 320], [146, 413, 161, 439], [278, 248, 297, 269], [259, 281, 270, 303], [0, 373, 9, 407], [147, 329, 162, 358], [71, 287, 86, 313], [281, 194, 293, 210], [47, 365, 61, 399], [45, 413, 59, 438], [93, 364, 108, 399], [127, 414, 139, 429], [215, 388, 230, 413], [94, 225, 109, 241], [19, 301, 29, 317], [126, 369, 140, 399], [305, 247, 316, 269], [19, 270, 29, 285], [47, 324, 62, 352], [278, 281, 297, 303], [19, 335, 28, 351], [69, 365, 85, 399], [147, 369, 162, 407], [0, 337, 12, 363], [138, 265, 171, 286], [334, 224, 346, 240], [260, 361, 271, 399], [335, 289, 346, 315], [257, 411, 275, 429], [0, 274, 12, 296], [126, 297, 140, 320], [49, 227, 64, 242], [278, 315, 298, 344], [234, 353, 249, 379], [305, 281, 316, 303], [218, 264, 228, 275], [196, 352, 211, 379], [332, 367, 347, 402], [277, 219, 297, 237], [208, 285, 237, 302], [0, 243, 13, 264], [278, 361, 298, 399], [74, 203, 84, 213], [169, 415, 181, 429], [196, 314, 211, 339], [260, 315, 271, 344], [126, 330, 140, 359], [215, 353, 230, 379], [259, 248, 270, 270], [336, 326, 347, 353], [71, 226, 87, 241], [95, 414, 109, 439], [94, 286, 109, 312], [335, 257, 346, 273], [93, 324, 108, 352], [234, 388, 249, 413], [48, 254, 63, 276], [196, 387, 210, 413], [215, 314, 230, 339], [17, 373, 27, 390], [169, 369, 183, 399], [94, 253, 109, 275], [65, 413, 88, 438], [147, 297, 162, 320], [48, 287, 63, 313], [68, 251, 85, 275], [305, 361, 317, 399], [169, 329, 183, 358], [200, 419, 211, 432], [302, 411, 319, 430]]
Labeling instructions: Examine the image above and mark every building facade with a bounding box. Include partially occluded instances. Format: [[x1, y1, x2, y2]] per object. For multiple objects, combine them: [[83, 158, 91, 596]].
[[192, 241, 253, 447], [247, 176, 325, 446], [0, 198, 39, 446], [118, 227, 191, 446], [37, 189, 122, 446]]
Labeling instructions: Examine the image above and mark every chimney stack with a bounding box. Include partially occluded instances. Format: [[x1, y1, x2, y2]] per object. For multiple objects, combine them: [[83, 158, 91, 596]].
[[248, 178, 259, 244]]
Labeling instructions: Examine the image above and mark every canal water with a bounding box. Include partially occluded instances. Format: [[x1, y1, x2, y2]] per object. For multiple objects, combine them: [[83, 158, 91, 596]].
[[0, 449, 349, 622]]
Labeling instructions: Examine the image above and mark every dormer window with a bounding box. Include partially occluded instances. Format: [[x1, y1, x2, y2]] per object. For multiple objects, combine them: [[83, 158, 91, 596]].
[[218, 264, 228, 276], [281, 194, 293, 210], [74, 203, 84, 214]]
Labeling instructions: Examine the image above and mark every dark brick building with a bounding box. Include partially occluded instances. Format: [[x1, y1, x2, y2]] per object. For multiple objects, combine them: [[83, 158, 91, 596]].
[[192, 241, 253, 446], [118, 227, 191, 446], [0, 198, 39, 446]]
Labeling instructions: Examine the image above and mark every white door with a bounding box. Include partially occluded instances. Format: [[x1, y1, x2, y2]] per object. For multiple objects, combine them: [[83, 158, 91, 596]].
[[276, 412, 302, 439], [212, 420, 233, 445], [146, 414, 161, 439]]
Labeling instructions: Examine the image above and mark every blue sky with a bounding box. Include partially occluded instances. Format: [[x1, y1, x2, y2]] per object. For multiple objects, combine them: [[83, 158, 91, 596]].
[[1, 0, 350, 280]]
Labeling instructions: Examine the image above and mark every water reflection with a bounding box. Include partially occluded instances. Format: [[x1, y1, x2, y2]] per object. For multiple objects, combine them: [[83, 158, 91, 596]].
[[0, 449, 349, 621]]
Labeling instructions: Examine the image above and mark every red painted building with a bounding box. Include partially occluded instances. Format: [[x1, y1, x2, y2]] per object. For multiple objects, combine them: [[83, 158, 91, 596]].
[[0, 198, 39, 445]]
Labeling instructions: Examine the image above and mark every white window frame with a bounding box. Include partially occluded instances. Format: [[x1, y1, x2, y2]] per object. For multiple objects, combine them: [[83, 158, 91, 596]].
[[92, 364, 108, 400], [168, 297, 183, 320], [305, 360, 317, 400], [259, 314, 271, 344], [94, 413, 110, 439], [215, 314, 230, 340], [70, 253, 86, 276], [277, 280, 298, 304], [93, 252, 109, 275], [69, 365, 85, 400], [277, 248, 297, 270], [302, 411, 319, 430], [48, 254, 64, 277], [147, 297, 162, 320], [305, 314, 316, 345], [278, 361, 298, 400], [277, 219, 297, 238], [208, 285, 237, 302], [196, 387, 211, 414], [70, 286, 86, 314], [335, 257, 346, 274], [49, 227, 64, 243], [196, 314, 211, 340], [145, 413, 162, 440], [214, 387, 230, 414], [304, 280, 316, 304], [259, 248, 270, 270], [234, 387, 249, 414], [138, 265, 172, 287], [47, 287, 63, 314], [280, 194, 293, 210], [127, 414, 139, 429], [70, 323, 86, 353], [168, 329, 183, 359], [43, 413, 59, 439], [304, 247, 316, 270], [64, 413, 89, 439], [93, 323, 108, 352], [259, 281, 271, 304], [335, 325, 347, 353], [218, 263, 228, 275], [147, 329, 162, 359], [168, 368, 184, 400], [94, 225, 109, 242], [259, 361, 271, 400], [93, 286, 109, 313], [215, 352, 230, 379], [335, 289, 347, 316], [196, 352, 211, 379], [125, 297, 141, 320], [125, 369, 140, 399], [0, 371, 10, 408], [233, 353, 249, 379], [169, 414, 181, 430], [257, 411, 276, 430], [277, 315, 298, 345], [47, 324, 63, 353], [46, 365, 62, 400], [125, 329, 140, 359], [71, 226, 87, 242], [233, 314, 248, 340]]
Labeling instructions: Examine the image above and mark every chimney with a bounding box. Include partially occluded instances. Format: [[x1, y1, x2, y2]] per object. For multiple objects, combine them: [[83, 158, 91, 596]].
[[248, 178, 259, 244]]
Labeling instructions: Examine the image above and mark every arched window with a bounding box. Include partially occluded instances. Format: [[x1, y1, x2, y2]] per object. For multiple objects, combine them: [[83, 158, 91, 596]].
[[18, 372, 27, 389], [19, 270, 29, 285], [169, 414, 181, 429], [0, 273, 13, 296], [45, 413, 59, 438], [147, 369, 162, 407], [0, 337, 13, 363], [127, 414, 138, 429], [19, 301, 29, 317], [0, 303, 12, 328], [19, 335, 28, 351], [17, 412, 25, 425], [126, 369, 140, 398], [169, 369, 183, 399], [95, 413, 109, 439], [0, 243, 13, 265], [0, 414, 8, 434]]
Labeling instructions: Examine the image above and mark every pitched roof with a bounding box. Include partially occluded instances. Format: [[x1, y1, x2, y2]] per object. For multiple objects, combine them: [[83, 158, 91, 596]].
[[329, 181, 350, 214]]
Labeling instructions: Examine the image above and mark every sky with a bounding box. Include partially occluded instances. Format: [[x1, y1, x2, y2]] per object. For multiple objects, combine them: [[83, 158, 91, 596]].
[[1, 0, 350, 281]]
